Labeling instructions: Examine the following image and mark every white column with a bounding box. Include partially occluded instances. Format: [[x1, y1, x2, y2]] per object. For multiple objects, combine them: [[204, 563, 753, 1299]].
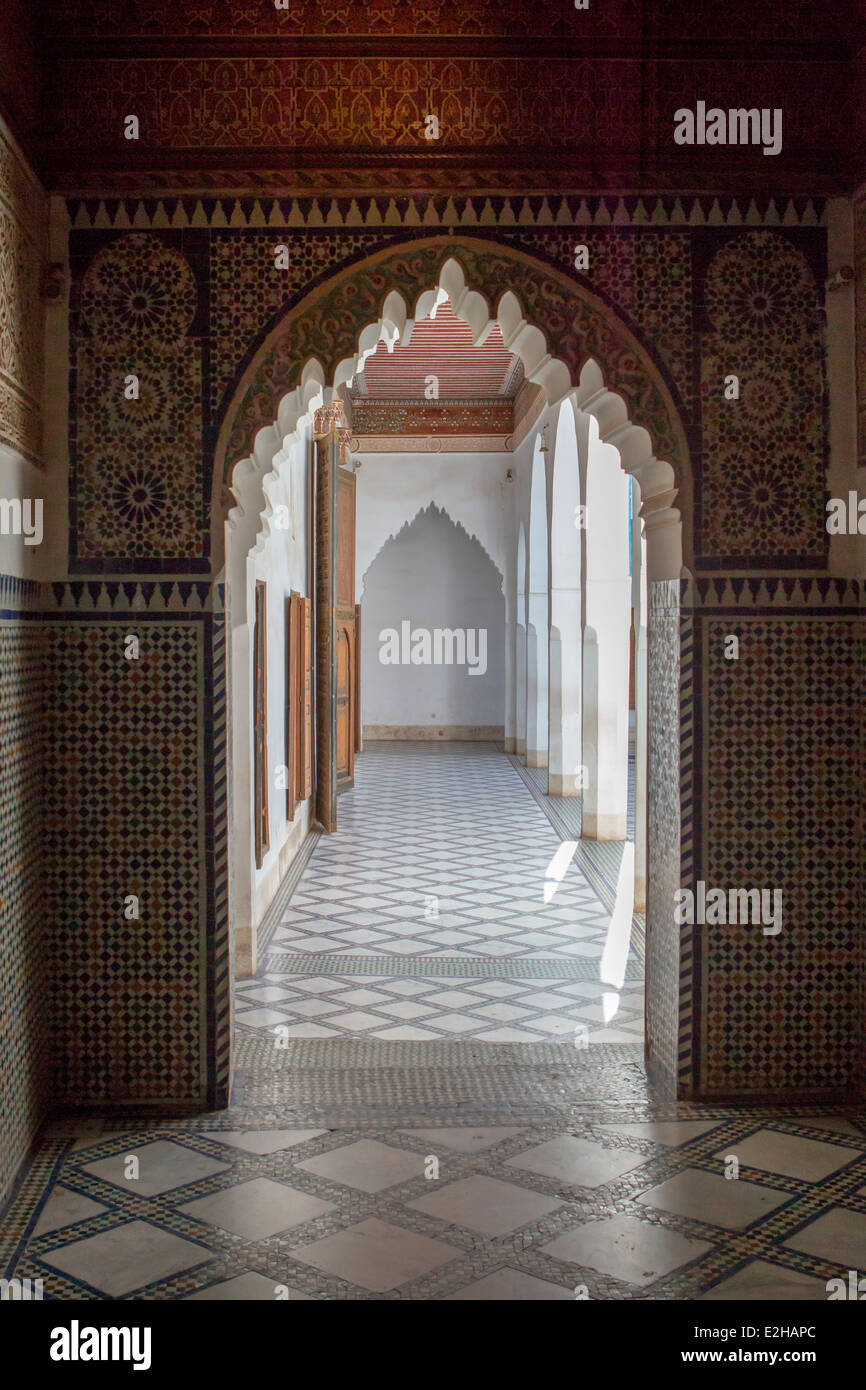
[[525, 602, 549, 767], [582, 443, 630, 839], [633, 492, 649, 910], [515, 622, 527, 757], [548, 591, 582, 794], [548, 399, 582, 796], [504, 580, 516, 752]]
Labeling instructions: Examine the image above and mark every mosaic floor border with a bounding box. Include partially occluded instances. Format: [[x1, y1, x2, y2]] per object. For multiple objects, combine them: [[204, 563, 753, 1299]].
[[232, 1035, 645, 1070], [255, 830, 320, 959], [259, 954, 645, 981]]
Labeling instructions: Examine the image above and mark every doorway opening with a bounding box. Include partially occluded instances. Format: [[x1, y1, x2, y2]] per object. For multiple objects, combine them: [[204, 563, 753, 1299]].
[[215, 239, 688, 1091]]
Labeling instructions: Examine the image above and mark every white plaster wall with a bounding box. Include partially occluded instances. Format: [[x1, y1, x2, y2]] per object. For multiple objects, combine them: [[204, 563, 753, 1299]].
[[249, 431, 311, 927], [356, 450, 511, 735], [361, 503, 506, 732], [227, 424, 314, 966], [355, 450, 511, 596]]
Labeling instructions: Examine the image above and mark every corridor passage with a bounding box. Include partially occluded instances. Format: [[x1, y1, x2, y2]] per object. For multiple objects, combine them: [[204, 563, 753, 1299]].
[[236, 742, 644, 1045]]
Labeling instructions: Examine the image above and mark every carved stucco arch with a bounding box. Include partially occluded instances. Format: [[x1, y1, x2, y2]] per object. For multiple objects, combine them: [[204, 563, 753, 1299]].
[[212, 235, 691, 579]]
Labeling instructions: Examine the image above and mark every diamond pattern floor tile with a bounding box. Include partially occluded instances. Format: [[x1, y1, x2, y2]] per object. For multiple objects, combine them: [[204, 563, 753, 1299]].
[[408, 1175, 565, 1236], [506, 1135, 648, 1189], [543, 1214, 713, 1287], [179, 1178, 337, 1240], [783, 1208, 866, 1266], [82, 1141, 231, 1197], [714, 1128, 863, 1182], [294, 1218, 462, 1293], [186, 1271, 317, 1300], [42, 1220, 212, 1297], [33, 1188, 109, 1237], [699, 1260, 830, 1301], [637, 1169, 795, 1230], [295, 1140, 425, 1194], [446, 1268, 574, 1299], [237, 743, 643, 1049]]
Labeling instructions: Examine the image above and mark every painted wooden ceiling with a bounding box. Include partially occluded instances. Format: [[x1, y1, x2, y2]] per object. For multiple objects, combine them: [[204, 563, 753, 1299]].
[[0, 0, 860, 194], [350, 299, 521, 401]]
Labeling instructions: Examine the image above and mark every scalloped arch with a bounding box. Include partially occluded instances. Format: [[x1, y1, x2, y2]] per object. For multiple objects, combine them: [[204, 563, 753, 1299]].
[[214, 236, 691, 578], [214, 236, 689, 530]]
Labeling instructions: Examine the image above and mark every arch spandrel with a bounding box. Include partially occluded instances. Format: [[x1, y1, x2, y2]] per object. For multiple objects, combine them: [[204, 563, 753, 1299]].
[[215, 236, 690, 506]]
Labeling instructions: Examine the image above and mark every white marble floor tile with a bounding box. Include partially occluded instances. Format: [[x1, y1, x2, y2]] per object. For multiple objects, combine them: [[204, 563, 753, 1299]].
[[408, 1175, 564, 1236], [543, 1213, 712, 1286], [43, 1220, 211, 1297], [179, 1178, 336, 1240], [295, 1139, 425, 1193], [293, 1218, 461, 1293], [637, 1169, 794, 1229], [82, 1141, 230, 1197]]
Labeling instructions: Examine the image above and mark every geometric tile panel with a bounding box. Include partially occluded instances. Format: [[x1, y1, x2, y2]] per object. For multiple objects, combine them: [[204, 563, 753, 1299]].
[[70, 232, 206, 569], [41, 620, 208, 1104], [701, 614, 864, 1094], [63, 221, 829, 573], [645, 581, 682, 1094], [209, 229, 387, 416], [504, 227, 694, 412], [699, 231, 826, 564], [0, 623, 50, 1205]]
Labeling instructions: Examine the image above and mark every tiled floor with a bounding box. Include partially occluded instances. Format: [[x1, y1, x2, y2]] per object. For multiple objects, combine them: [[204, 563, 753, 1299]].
[[5, 1082, 865, 1300], [4, 743, 864, 1301], [236, 742, 643, 1045]]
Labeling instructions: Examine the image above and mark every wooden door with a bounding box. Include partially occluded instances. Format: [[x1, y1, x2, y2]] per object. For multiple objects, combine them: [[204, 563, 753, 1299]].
[[285, 593, 298, 823], [336, 624, 352, 783], [253, 580, 269, 867], [314, 424, 338, 832], [336, 468, 357, 792], [299, 597, 312, 803], [354, 602, 362, 754]]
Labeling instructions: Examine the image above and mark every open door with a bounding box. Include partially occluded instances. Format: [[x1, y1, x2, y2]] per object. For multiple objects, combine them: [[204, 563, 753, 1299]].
[[313, 407, 339, 832], [253, 580, 269, 867], [354, 601, 362, 755], [312, 404, 357, 829], [336, 467, 357, 793]]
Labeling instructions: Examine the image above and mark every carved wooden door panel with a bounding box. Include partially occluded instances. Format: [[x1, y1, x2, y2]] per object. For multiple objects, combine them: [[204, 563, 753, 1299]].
[[314, 420, 338, 832], [336, 467, 357, 793], [336, 624, 352, 784], [253, 580, 269, 866], [354, 602, 362, 754], [300, 596, 312, 802]]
